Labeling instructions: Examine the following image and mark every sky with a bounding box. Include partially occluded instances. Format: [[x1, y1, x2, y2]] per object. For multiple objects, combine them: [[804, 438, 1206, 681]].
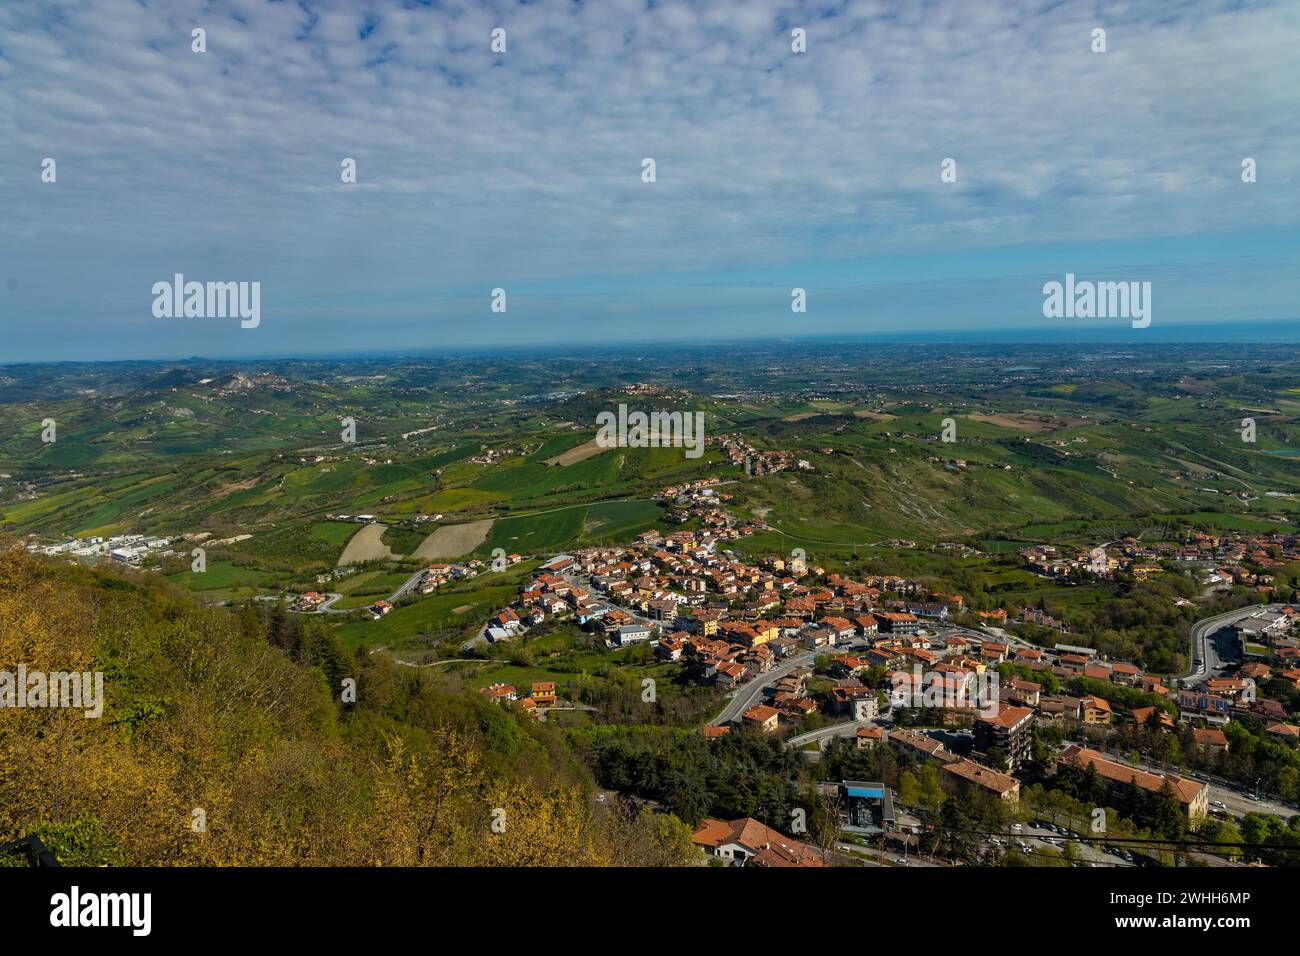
[[1, 0, 1298, 362]]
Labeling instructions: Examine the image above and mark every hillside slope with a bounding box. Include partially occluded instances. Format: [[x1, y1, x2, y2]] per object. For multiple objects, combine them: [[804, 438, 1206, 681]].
[[0, 546, 694, 866]]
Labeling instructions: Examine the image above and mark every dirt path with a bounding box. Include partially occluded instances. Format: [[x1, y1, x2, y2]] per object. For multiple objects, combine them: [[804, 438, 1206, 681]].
[[337, 522, 400, 565], [413, 519, 495, 558]]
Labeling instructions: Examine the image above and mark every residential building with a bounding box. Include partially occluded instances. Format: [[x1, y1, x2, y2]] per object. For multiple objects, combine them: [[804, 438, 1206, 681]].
[[742, 705, 780, 733], [941, 758, 1020, 803], [855, 726, 885, 749], [974, 705, 1035, 770], [691, 817, 826, 867], [1058, 745, 1208, 822], [616, 623, 652, 645], [1192, 727, 1229, 755], [1080, 696, 1113, 725]]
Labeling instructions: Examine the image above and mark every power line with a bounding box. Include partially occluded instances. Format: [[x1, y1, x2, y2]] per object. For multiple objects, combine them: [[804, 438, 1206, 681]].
[[949, 826, 1300, 854]]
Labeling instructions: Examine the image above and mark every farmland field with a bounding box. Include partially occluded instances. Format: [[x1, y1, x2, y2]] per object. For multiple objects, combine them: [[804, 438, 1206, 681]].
[[337, 523, 399, 564], [414, 519, 495, 558]]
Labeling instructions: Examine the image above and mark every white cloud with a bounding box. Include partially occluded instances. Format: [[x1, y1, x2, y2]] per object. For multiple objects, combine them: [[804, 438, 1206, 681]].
[[0, 0, 1296, 357]]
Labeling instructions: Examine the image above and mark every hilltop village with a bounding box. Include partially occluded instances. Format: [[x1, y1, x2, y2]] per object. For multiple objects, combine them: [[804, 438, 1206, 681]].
[[457, 479, 1300, 864]]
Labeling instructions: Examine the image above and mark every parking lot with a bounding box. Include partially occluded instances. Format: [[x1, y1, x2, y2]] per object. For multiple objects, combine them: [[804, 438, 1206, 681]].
[[993, 821, 1139, 867]]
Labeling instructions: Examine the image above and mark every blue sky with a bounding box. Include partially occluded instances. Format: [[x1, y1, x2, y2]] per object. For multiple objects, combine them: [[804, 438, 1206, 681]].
[[1, 0, 1298, 361]]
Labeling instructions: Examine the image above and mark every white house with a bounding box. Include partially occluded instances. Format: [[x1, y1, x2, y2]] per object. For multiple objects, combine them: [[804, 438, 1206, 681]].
[[617, 623, 652, 646]]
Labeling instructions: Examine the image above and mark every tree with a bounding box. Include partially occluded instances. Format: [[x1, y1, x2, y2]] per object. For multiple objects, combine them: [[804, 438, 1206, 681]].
[[897, 770, 921, 808], [919, 764, 947, 812], [985, 746, 1010, 772], [1149, 780, 1186, 841]]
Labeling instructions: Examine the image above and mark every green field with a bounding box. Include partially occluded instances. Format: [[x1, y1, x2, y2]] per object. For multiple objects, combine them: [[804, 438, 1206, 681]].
[[167, 559, 277, 593], [329, 562, 541, 649], [484, 499, 665, 554]]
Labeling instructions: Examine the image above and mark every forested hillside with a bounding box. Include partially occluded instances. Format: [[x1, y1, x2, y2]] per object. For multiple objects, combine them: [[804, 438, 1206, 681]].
[[0, 545, 694, 866]]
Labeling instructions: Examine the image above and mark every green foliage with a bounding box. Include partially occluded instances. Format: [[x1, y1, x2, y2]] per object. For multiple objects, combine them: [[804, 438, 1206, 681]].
[[0, 549, 692, 866], [24, 818, 129, 867]]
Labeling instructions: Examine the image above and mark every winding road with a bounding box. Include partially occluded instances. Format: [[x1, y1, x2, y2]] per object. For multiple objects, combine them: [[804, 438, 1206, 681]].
[[307, 568, 428, 614], [708, 652, 814, 726], [1177, 602, 1284, 686]]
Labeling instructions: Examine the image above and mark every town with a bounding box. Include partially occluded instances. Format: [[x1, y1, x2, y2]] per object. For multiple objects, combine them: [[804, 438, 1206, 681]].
[[443, 482, 1300, 867]]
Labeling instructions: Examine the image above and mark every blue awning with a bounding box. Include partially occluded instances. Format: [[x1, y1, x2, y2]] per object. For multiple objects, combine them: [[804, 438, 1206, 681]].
[[846, 786, 885, 799]]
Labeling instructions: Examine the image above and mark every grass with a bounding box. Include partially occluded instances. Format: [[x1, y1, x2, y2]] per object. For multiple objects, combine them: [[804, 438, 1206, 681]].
[[330, 562, 540, 649], [167, 560, 276, 592], [379, 524, 427, 554], [328, 569, 415, 609], [484, 499, 663, 555]]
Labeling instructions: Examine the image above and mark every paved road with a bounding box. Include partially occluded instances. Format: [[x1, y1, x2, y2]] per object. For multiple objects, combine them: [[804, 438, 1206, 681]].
[[307, 568, 428, 614], [316, 592, 345, 612], [936, 604, 1282, 685], [1094, 749, 1297, 820], [1177, 603, 1283, 686], [559, 571, 659, 628], [388, 568, 429, 601], [1009, 822, 1133, 867], [833, 841, 943, 867], [708, 653, 814, 726], [785, 720, 874, 751], [461, 629, 491, 652]]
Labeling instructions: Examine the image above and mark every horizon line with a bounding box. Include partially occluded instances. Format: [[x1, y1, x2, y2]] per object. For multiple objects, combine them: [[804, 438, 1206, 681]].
[[6, 323, 1300, 368]]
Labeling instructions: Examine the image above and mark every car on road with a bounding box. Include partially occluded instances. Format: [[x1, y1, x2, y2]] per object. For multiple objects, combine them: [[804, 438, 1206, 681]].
[[1211, 800, 1226, 809], [1011, 823, 1022, 831]]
